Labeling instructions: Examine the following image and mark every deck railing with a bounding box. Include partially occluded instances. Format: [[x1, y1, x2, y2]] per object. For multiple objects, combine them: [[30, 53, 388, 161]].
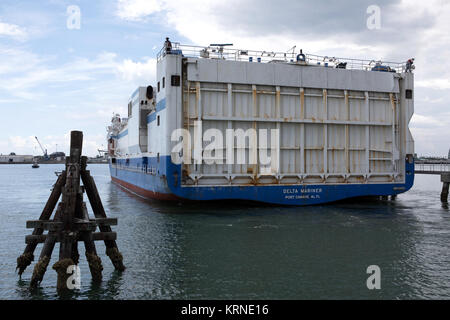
[[157, 42, 407, 73]]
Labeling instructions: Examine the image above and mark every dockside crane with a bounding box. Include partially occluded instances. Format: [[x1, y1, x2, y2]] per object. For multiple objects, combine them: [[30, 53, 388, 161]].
[[35, 136, 49, 160]]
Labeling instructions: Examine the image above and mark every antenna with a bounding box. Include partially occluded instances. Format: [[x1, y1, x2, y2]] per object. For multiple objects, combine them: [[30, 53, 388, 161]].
[[209, 43, 233, 59], [209, 43, 233, 47]]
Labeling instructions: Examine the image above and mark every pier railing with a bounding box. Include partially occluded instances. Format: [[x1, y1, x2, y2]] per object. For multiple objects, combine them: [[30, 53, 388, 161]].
[[158, 42, 407, 73], [415, 163, 450, 174], [414, 162, 450, 203]]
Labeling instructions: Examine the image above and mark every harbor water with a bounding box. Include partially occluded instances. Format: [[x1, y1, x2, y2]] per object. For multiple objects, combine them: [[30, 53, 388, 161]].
[[0, 164, 449, 299]]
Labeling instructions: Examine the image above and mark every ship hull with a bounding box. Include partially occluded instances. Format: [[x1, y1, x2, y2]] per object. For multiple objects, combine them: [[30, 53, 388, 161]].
[[109, 156, 414, 205]]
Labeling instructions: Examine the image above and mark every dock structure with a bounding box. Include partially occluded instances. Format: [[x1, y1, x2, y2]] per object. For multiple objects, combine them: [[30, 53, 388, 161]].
[[16, 131, 125, 291], [415, 162, 450, 203], [441, 173, 450, 203]]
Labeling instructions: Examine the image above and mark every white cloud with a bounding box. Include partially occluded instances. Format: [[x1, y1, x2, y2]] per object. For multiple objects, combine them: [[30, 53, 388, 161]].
[[0, 20, 27, 41], [8, 136, 35, 151], [410, 127, 450, 157], [116, 0, 162, 21], [410, 114, 443, 128], [416, 79, 450, 90], [0, 46, 156, 100], [417, 96, 444, 104], [117, 57, 156, 83]]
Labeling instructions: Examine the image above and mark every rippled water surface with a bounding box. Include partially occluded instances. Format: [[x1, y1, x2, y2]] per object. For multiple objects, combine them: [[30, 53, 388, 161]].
[[0, 164, 449, 299]]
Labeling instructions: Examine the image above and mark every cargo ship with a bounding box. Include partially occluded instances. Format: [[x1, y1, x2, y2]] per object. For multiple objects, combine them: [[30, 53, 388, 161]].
[[107, 40, 415, 205]]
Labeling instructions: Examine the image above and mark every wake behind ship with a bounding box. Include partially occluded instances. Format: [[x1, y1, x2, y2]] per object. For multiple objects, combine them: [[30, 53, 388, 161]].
[[107, 40, 415, 205]]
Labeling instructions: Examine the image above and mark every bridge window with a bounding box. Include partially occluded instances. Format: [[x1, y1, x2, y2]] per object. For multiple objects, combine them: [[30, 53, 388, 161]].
[[157, 115, 160, 126], [162, 77, 165, 88], [157, 81, 160, 92]]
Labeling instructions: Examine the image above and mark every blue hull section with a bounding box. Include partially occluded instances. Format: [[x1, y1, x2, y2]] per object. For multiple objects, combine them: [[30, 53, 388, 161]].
[[110, 156, 414, 205]]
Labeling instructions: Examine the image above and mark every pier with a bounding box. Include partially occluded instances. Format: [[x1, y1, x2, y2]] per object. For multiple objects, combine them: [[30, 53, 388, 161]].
[[415, 161, 450, 202]]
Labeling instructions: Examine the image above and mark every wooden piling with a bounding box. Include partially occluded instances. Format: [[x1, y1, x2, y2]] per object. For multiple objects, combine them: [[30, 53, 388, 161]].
[[30, 235, 56, 288], [80, 202, 103, 282], [29, 204, 63, 288], [19, 130, 124, 292], [441, 173, 450, 203], [53, 258, 75, 291], [17, 171, 66, 276], [80, 156, 125, 271]]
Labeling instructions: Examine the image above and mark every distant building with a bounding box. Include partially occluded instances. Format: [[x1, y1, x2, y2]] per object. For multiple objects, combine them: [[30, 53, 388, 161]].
[[0, 154, 34, 163], [49, 152, 66, 161], [448, 149, 450, 160]]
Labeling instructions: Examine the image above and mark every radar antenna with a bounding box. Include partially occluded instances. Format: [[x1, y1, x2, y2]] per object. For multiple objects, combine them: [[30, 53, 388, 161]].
[[209, 43, 233, 59]]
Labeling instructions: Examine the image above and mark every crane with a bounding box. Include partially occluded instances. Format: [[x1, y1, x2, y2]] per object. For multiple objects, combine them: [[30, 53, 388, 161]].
[[35, 136, 49, 160]]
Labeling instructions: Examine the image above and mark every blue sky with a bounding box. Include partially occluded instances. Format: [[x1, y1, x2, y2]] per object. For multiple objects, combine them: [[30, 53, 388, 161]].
[[1, 0, 449, 156], [0, 0, 180, 156]]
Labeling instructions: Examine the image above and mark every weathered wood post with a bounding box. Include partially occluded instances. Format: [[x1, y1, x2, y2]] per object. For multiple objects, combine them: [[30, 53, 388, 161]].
[[29, 204, 62, 288], [81, 156, 125, 272], [18, 130, 124, 292], [441, 173, 450, 203], [16, 172, 66, 276], [52, 131, 83, 290]]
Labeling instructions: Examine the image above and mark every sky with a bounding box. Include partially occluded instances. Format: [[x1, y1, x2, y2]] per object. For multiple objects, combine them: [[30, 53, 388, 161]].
[[0, 0, 449, 157]]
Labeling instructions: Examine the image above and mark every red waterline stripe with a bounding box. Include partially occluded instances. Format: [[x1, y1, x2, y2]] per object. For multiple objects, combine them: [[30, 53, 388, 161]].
[[111, 176, 180, 201]]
